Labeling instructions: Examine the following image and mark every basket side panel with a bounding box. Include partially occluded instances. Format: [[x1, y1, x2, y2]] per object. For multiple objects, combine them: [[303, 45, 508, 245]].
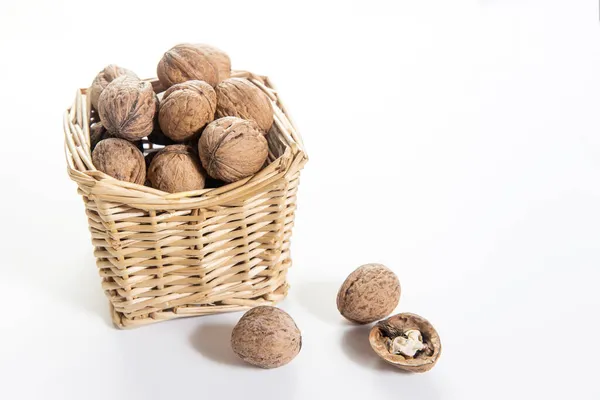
[[85, 178, 293, 328]]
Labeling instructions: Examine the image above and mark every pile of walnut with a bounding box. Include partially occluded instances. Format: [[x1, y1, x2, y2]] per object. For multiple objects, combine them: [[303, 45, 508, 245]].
[[88, 43, 273, 193], [227, 263, 441, 372]]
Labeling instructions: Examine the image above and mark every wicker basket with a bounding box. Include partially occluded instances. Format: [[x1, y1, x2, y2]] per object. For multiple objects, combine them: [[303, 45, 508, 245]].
[[63, 70, 307, 328]]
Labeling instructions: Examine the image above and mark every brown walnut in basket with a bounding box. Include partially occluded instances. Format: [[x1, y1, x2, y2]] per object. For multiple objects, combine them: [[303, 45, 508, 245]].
[[92, 138, 145, 185], [98, 76, 156, 141], [216, 78, 274, 133], [199, 117, 268, 183], [159, 80, 216, 142], [64, 70, 307, 328], [89, 64, 139, 111], [157, 43, 223, 88], [147, 145, 207, 193], [195, 44, 231, 82]]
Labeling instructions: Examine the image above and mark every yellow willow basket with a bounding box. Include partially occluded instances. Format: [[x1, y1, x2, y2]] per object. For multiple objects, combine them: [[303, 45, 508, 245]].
[[63, 71, 307, 328]]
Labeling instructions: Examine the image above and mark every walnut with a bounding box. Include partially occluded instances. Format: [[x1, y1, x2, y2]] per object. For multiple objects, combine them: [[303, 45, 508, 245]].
[[194, 44, 231, 82], [147, 145, 207, 193], [143, 150, 160, 187], [98, 76, 156, 141], [89, 64, 138, 111], [157, 43, 220, 89], [231, 306, 301, 369], [215, 78, 274, 133], [92, 138, 145, 185], [336, 264, 401, 324], [198, 117, 268, 183], [369, 313, 441, 373], [147, 96, 176, 146], [90, 122, 107, 151], [90, 122, 144, 152], [159, 80, 216, 142]]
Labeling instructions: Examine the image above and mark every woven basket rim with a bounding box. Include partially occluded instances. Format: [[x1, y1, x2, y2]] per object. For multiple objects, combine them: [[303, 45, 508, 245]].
[[64, 70, 307, 209]]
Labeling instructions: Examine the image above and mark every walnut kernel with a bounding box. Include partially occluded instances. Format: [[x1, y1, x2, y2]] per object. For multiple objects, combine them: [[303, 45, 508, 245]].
[[369, 313, 441, 373]]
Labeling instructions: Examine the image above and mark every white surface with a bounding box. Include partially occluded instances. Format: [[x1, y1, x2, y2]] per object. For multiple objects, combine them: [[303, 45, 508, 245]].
[[1, 1, 599, 399]]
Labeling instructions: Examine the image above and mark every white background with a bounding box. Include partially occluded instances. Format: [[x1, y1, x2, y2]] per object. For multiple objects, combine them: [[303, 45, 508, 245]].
[[1, 0, 599, 399]]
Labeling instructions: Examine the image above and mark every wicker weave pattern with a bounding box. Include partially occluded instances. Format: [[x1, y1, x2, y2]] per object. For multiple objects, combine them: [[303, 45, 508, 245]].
[[64, 71, 307, 328]]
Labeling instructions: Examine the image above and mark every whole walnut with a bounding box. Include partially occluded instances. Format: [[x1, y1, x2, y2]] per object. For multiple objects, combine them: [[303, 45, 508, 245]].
[[199, 117, 268, 183], [231, 306, 302, 369], [144, 150, 159, 170], [92, 138, 145, 185], [215, 78, 274, 133], [159, 80, 216, 142], [337, 263, 401, 324], [147, 95, 176, 146], [147, 145, 207, 193], [143, 150, 159, 187], [98, 76, 156, 141], [89, 64, 138, 111], [369, 313, 441, 373], [90, 122, 143, 152], [89, 122, 107, 151], [157, 43, 223, 89], [195, 44, 231, 82]]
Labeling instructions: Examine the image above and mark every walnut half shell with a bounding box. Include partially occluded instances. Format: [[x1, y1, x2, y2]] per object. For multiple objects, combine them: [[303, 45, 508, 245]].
[[369, 313, 441, 373]]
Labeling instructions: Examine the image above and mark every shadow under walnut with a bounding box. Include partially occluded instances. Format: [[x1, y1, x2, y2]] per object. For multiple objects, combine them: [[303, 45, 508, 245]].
[[188, 322, 253, 369]]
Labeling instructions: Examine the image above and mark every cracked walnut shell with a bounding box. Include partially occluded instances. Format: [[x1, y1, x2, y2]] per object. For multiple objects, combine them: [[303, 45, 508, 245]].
[[147, 145, 207, 193], [199, 117, 268, 183], [231, 306, 302, 369], [89, 64, 138, 111], [215, 78, 274, 133], [92, 138, 145, 185], [98, 76, 156, 141], [157, 43, 222, 88], [369, 313, 441, 373], [337, 263, 401, 324], [159, 80, 216, 142]]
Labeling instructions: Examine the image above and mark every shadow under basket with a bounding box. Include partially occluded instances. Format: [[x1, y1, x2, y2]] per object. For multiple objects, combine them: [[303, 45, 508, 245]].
[[63, 71, 307, 328]]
